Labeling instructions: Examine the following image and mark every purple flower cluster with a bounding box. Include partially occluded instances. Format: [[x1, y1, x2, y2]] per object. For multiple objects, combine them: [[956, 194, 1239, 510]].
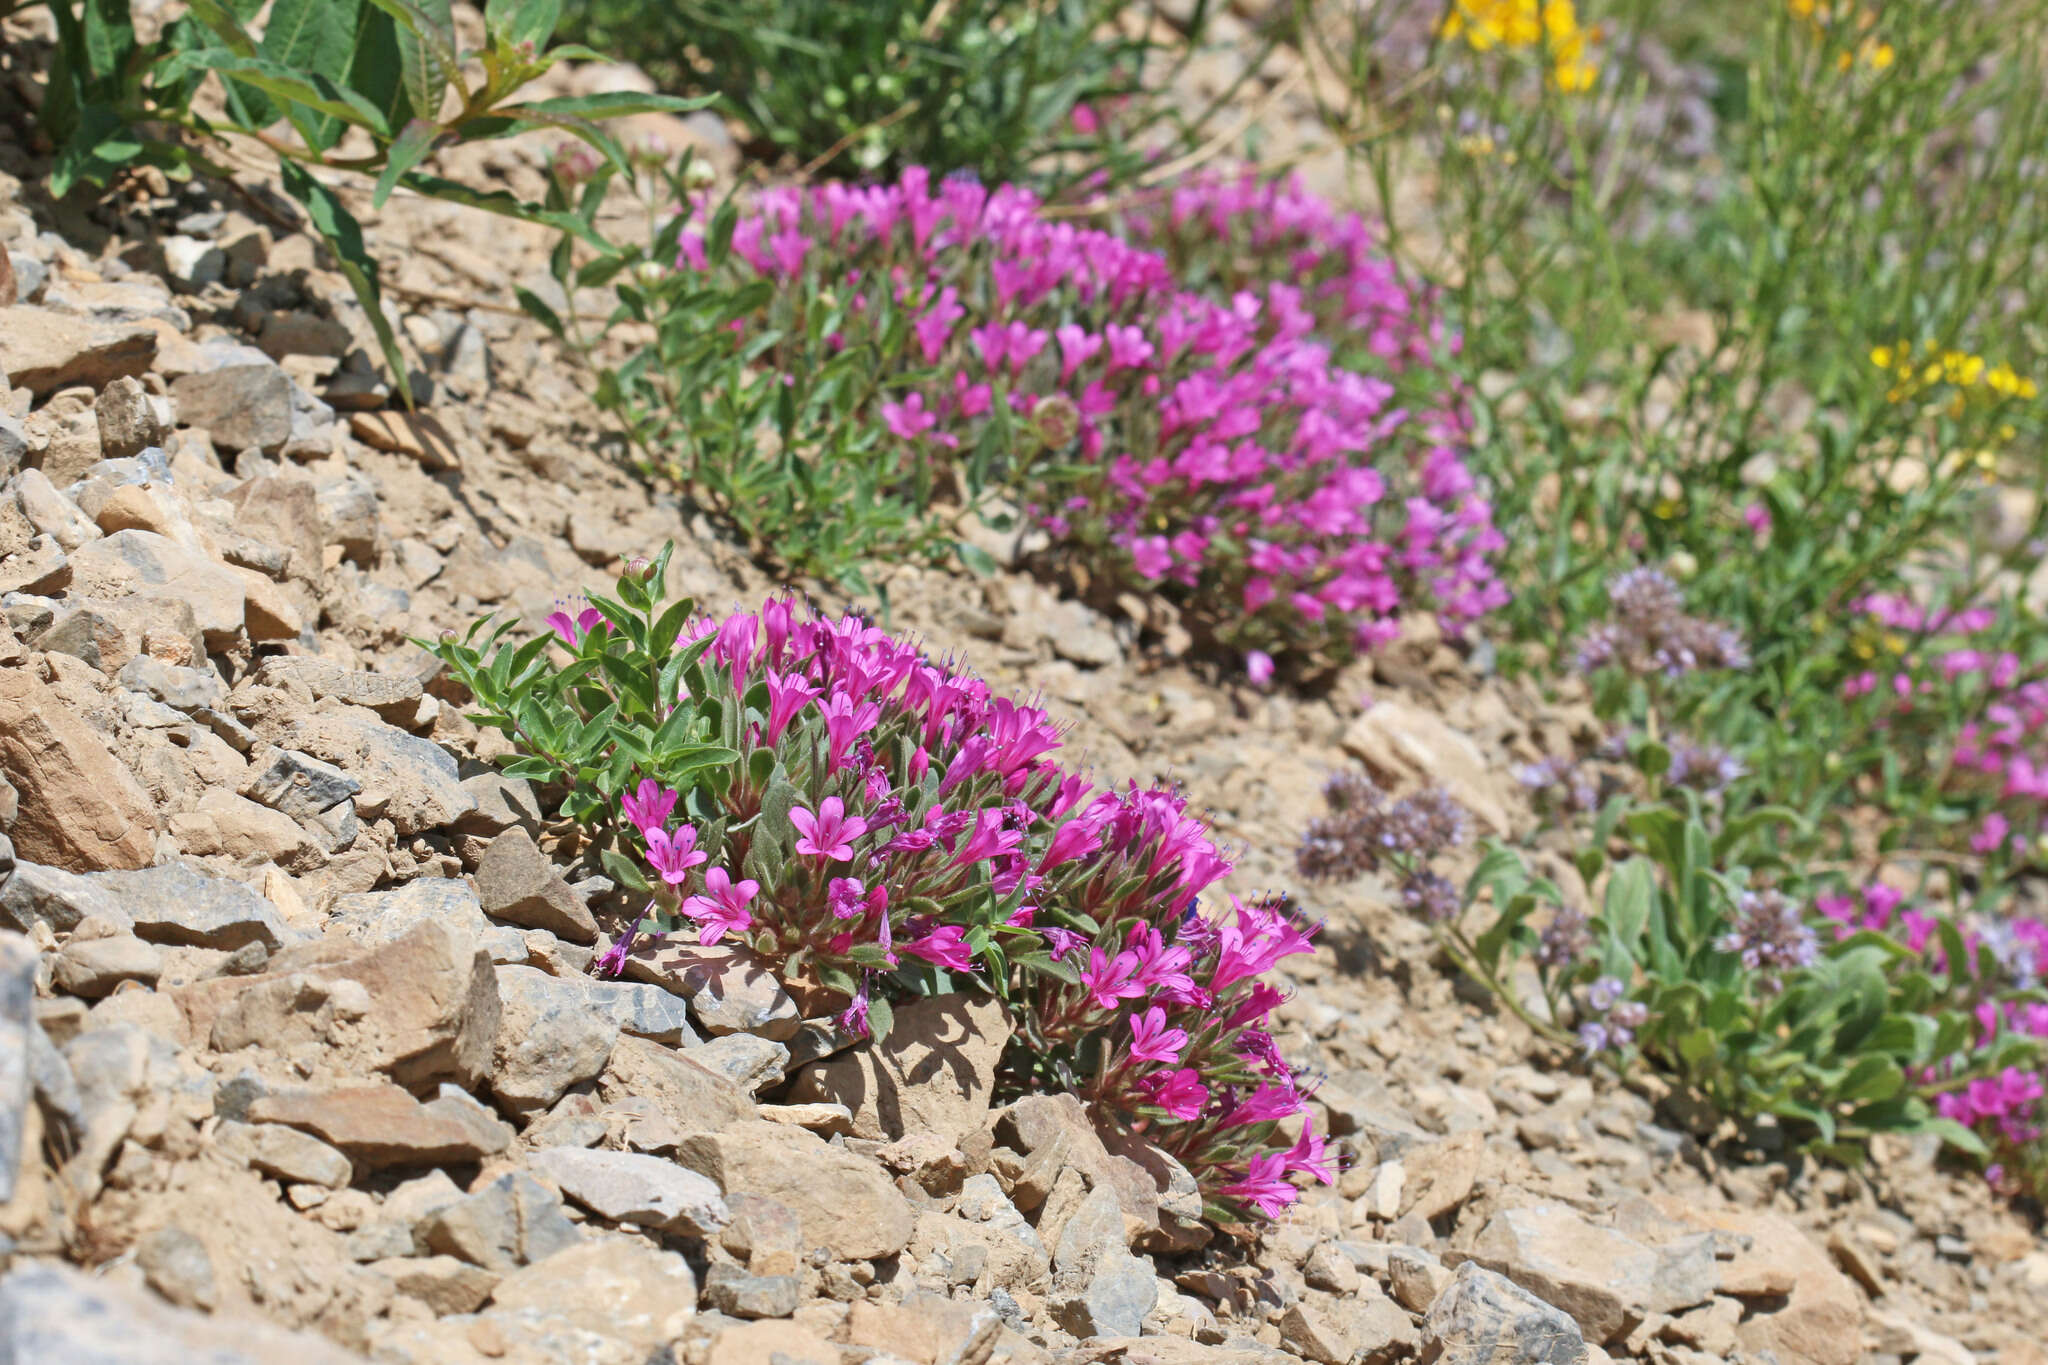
[[1577, 975, 1651, 1055], [601, 597, 1330, 1222], [673, 166, 1505, 660], [1296, 770, 1468, 916], [1517, 753, 1601, 814], [1573, 567, 1750, 678], [1714, 888, 1820, 985]]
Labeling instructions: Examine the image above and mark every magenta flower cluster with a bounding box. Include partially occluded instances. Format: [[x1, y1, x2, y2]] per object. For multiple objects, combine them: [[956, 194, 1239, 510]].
[[600, 597, 1333, 1222], [673, 166, 1505, 660], [1843, 594, 2046, 864]]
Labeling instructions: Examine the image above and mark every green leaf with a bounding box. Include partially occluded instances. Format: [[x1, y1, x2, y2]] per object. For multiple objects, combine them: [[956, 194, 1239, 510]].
[[367, 0, 459, 123], [83, 0, 139, 82], [485, 0, 563, 48], [600, 846, 650, 895], [504, 91, 720, 120], [1600, 857, 1656, 949], [956, 541, 999, 576], [163, 53, 390, 137], [373, 117, 441, 207], [277, 162, 414, 408], [256, 0, 366, 147]]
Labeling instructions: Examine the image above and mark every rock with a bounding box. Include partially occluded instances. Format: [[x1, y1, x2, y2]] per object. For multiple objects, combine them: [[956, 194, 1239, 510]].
[[490, 965, 618, 1112], [596, 1034, 755, 1132], [1677, 1207, 1861, 1365], [0, 306, 157, 397], [0, 667, 158, 870], [1404, 1131, 1486, 1222], [1317, 1070, 1436, 1157], [243, 747, 360, 821], [673, 1121, 915, 1260], [487, 1238, 698, 1346], [247, 1082, 511, 1168], [703, 1263, 801, 1320], [1424, 1261, 1589, 1365], [230, 565, 302, 641], [171, 364, 295, 454], [117, 655, 224, 711], [1, 861, 124, 934], [623, 940, 799, 1039], [0, 532, 69, 595], [213, 1117, 354, 1188], [175, 789, 325, 872], [528, 1146, 730, 1236], [254, 656, 423, 719], [475, 828, 597, 943], [0, 414, 28, 480], [94, 375, 168, 460], [279, 711, 473, 836], [0, 1260, 364, 1363], [349, 410, 460, 470], [92, 861, 295, 951], [1051, 1245, 1157, 1340], [68, 530, 244, 644], [578, 977, 700, 1046], [684, 1033, 789, 1094], [0, 932, 32, 1203], [452, 771, 542, 836], [418, 1171, 582, 1272], [136, 1224, 218, 1312], [15, 466, 99, 549], [1389, 1245, 1455, 1313], [161, 234, 227, 291], [843, 1295, 1002, 1365], [370, 1254, 499, 1316], [1342, 700, 1512, 835], [328, 878, 496, 947], [788, 990, 1010, 1148], [1470, 1203, 1716, 1345], [52, 931, 164, 997]]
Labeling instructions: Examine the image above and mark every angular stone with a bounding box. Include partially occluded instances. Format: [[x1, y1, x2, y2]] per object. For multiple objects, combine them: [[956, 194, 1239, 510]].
[[328, 878, 494, 947], [171, 364, 293, 453], [136, 1225, 217, 1312], [247, 1082, 510, 1168], [350, 410, 460, 470], [623, 940, 799, 1039], [685, 1033, 788, 1094], [1470, 1203, 1715, 1345], [52, 932, 164, 997], [475, 827, 597, 943], [578, 977, 699, 1046], [488, 1239, 698, 1348], [117, 655, 224, 711], [15, 466, 98, 550], [1, 861, 125, 934], [1316, 1069, 1434, 1156], [1425, 1261, 1588, 1365], [213, 1117, 354, 1188], [694, 1320, 838, 1365], [68, 530, 244, 643], [419, 1171, 582, 1273], [491, 965, 618, 1112], [1678, 1206, 1861, 1365], [370, 1254, 499, 1316], [673, 1120, 915, 1260], [596, 1035, 753, 1133], [703, 1263, 800, 1320], [1343, 700, 1512, 835], [222, 475, 320, 583], [0, 932, 32, 1203], [255, 655, 423, 717], [789, 990, 1009, 1148], [201, 919, 500, 1089], [530, 1146, 729, 1237], [0, 533, 68, 595], [279, 711, 473, 835], [243, 747, 360, 820], [0, 307, 157, 397], [95, 375, 169, 460], [0, 668, 158, 870], [0, 1260, 363, 1363], [844, 1295, 1002, 1365], [453, 771, 542, 836], [91, 861, 295, 951], [1051, 1243, 1157, 1340]]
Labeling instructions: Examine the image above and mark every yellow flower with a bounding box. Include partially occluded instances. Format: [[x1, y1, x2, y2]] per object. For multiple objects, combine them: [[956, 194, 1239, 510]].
[[1441, 0, 1599, 91]]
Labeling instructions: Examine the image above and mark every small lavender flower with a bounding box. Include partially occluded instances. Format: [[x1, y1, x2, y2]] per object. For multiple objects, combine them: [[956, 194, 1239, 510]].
[[1519, 753, 1600, 814], [1297, 773, 1468, 883], [1401, 871, 1460, 922], [1666, 738, 1747, 796], [1573, 568, 1749, 679], [1716, 889, 1820, 980], [1537, 905, 1594, 968], [1578, 1020, 1611, 1055], [1587, 975, 1625, 1011]]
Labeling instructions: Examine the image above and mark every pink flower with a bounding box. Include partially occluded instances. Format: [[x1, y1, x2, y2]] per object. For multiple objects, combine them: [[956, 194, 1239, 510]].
[[546, 605, 604, 646], [1283, 1127, 1337, 1185], [1127, 1006, 1188, 1065], [882, 392, 938, 442], [1245, 650, 1275, 688], [905, 924, 976, 971], [1138, 1067, 1209, 1121], [764, 671, 821, 747], [1219, 1151, 1298, 1218], [681, 866, 759, 945], [621, 778, 679, 837], [1080, 947, 1146, 1011], [1129, 535, 1172, 579], [644, 823, 707, 885], [791, 796, 868, 861]]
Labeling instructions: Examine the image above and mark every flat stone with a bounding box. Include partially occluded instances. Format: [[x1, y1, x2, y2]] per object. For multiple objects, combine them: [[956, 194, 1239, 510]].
[[475, 827, 597, 943], [487, 1239, 698, 1348], [843, 1295, 1002, 1365], [1424, 1261, 1588, 1365], [247, 1082, 511, 1169], [623, 940, 799, 1040], [0, 932, 32, 1203], [0, 668, 158, 870], [117, 655, 224, 711], [702, 1263, 800, 1320], [491, 965, 619, 1112], [684, 1033, 789, 1094], [418, 1171, 582, 1273], [1675, 1206, 1862, 1365], [0, 306, 157, 397], [136, 1225, 217, 1312], [171, 364, 293, 453], [90, 861, 296, 951], [0, 1259, 364, 1363], [369, 1254, 500, 1316], [788, 990, 1009, 1147], [242, 747, 360, 820], [52, 932, 164, 998], [68, 530, 244, 643], [578, 977, 700, 1047], [1470, 1203, 1716, 1345], [674, 1120, 914, 1260], [328, 878, 495, 947], [255, 656, 423, 717], [279, 711, 473, 836], [350, 410, 460, 470], [529, 1146, 730, 1236], [453, 771, 542, 836], [1343, 700, 1511, 835], [211, 1117, 352, 1188]]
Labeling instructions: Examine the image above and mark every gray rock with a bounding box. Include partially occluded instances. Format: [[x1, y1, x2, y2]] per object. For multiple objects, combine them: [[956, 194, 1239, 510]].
[[136, 1225, 217, 1312], [328, 878, 523, 964], [1318, 1069, 1435, 1157], [475, 828, 597, 943], [161, 235, 226, 293], [702, 1263, 799, 1320], [418, 1171, 582, 1273], [94, 376, 168, 460], [0, 1260, 365, 1363], [281, 378, 336, 460], [0, 932, 33, 1203], [0, 414, 26, 480], [1, 860, 125, 935], [527, 1145, 730, 1236], [578, 978, 700, 1047], [1051, 1246, 1157, 1339], [15, 467, 99, 550], [255, 656, 422, 717], [454, 771, 542, 836], [683, 1033, 788, 1094], [1469, 1203, 1715, 1344], [622, 942, 800, 1040], [212, 1119, 353, 1188], [1423, 1261, 1588, 1365], [88, 862, 296, 951], [170, 365, 293, 454], [116, 656, 224, 712], [52, 933, 164, 998], [288, 712, 473, 836], [490, 966, 619, 1113], [242, 748, 360, 820]]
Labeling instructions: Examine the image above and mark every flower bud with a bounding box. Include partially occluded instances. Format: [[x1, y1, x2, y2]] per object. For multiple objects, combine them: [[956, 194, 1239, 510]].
[[1667, 550, 1698, 579], [1028, 394, 1080, 449]]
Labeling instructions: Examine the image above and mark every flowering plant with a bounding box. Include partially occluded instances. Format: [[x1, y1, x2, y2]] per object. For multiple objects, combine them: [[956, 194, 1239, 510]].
[[439, 551, 1333, 1226], [567, 164, 1502, 665]]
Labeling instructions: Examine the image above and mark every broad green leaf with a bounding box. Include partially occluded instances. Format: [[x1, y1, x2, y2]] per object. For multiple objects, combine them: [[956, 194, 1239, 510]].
[[366, 0, 459, 123], [1600, 856, 1656, 949], [161, 53, 390, 136], [83, 0, 138, 81], [372, 117, 440, 207], [485, 0, 563, 48]]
